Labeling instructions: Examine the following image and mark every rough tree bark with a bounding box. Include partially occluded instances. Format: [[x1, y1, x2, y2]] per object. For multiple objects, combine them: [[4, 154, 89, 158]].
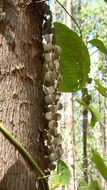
[[0, 1, 47, 190]]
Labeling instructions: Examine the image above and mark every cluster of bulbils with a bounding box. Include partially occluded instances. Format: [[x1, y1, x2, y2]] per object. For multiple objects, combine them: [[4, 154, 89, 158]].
[[42, 3, 63, 171]]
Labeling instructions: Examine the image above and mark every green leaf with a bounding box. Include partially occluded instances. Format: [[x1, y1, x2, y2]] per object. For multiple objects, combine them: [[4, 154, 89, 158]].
[[94, 80, 107, 97], [78, 179, 101, 190], [89, 105, 101, 128], [76, 99, 101, 128], [89, 180, 101, 190], [54, 22, 90, 92], [76, 98, 89, 110], [92, 150, 107, 181], [77, 180, 88, 190], [89, 39, 107, 55], [104, 0, 107, 3], [51, 160, 71, 189], [98, 63, 103, 71]]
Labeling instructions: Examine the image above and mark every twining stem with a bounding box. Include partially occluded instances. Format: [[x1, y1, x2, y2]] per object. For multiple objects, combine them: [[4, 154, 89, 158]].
[[38, 173, 61, 180], [0, 124, 49, 190], [55, 0, 82, 37], [89, 49, 98, 56]]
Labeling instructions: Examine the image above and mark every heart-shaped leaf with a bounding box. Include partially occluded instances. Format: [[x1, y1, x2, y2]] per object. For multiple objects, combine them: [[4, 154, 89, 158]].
[[51, 160, 71, 189], [54, 22, 90, 92]]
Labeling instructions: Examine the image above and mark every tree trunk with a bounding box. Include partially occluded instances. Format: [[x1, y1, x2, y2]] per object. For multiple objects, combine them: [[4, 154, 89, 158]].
[[65, 93, 75, 190], [53, 0, 57, 22], [84, 0, 88, 7], [0, 1, 47, 190], [103, 97, 107, 190], [103, 98, 107, 155], [66, 1, 76, 189], [71, 94, 76, 190], [82, 108, 88, 183], [82, 87, 91, 183], [66, 0, 73, 28], [78, 0, 81, 12]]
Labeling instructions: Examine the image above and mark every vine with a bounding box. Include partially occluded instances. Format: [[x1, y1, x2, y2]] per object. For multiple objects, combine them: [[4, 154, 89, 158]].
[[0, 124, 49, 190], [55, 0, 82, 37], [1, 0, 107, 189]]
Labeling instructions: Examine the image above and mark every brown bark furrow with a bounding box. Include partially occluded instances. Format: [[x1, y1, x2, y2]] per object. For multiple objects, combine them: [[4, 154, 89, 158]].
[[0, 1, 46, 190]]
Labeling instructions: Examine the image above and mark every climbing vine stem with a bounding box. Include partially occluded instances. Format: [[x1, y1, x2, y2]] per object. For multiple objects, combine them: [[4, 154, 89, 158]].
[[0, 124, 49, 190], [55, 0, 82, 38]]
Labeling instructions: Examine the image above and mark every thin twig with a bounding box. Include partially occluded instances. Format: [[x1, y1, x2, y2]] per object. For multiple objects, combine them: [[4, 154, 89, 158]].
[[90, 49, 98, 56], [35, 0, 49, 3], [56, 0, 82, 38]]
